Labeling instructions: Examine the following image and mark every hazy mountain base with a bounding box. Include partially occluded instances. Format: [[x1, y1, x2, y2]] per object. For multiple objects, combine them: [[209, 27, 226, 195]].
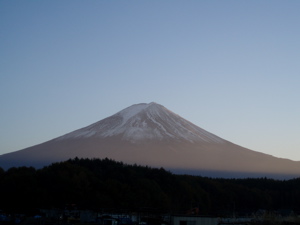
[[172, 168, 300, 180], [1, 139, 300, 180]]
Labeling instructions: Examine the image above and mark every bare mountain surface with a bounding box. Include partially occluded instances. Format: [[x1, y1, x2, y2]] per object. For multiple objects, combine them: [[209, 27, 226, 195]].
[[1, 102, 300, 179]]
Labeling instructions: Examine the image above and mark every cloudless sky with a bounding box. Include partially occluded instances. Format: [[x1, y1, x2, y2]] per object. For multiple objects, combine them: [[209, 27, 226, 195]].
[[1, 1, 300, 161]]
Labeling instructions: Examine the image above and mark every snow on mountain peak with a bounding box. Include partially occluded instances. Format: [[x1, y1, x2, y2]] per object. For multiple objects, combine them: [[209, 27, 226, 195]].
[[117, 103, 153, 124], [57, 102, 225, 144]]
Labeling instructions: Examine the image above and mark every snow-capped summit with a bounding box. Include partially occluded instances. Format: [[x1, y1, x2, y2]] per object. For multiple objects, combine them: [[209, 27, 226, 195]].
[[1, 102, 300, 179], [57, 102, 224, 143]]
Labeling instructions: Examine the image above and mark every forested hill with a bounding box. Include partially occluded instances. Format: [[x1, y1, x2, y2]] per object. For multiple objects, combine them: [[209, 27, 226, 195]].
[[1, 158, 300, 215]]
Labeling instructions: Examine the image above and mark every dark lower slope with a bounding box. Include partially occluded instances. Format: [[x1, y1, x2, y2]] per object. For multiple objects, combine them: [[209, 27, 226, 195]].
[[1, 137, 300, 179]]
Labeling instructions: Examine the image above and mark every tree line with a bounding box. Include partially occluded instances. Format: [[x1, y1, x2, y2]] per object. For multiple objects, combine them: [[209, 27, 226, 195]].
[[1, 157, 300, 216]]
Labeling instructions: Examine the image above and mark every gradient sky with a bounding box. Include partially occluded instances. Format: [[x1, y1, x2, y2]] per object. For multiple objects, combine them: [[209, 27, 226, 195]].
[[1, 1, 300, 161]]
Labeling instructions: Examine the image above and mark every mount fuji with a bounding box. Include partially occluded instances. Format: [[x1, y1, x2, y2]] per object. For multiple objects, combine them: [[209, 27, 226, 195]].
[[1, 102, 300, 179]]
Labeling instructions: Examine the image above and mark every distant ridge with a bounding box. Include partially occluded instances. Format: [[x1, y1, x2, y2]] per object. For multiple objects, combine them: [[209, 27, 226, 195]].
[[1, 102, 300, 179]]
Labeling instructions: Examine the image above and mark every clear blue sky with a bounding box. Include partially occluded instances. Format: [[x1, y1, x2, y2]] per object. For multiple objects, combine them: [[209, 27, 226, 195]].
[[1, 1, 300, 160]]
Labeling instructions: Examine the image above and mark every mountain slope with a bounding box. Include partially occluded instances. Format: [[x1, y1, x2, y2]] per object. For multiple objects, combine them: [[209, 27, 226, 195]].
[[56, 102, 225, 143], [1, 102, 300, 179]]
